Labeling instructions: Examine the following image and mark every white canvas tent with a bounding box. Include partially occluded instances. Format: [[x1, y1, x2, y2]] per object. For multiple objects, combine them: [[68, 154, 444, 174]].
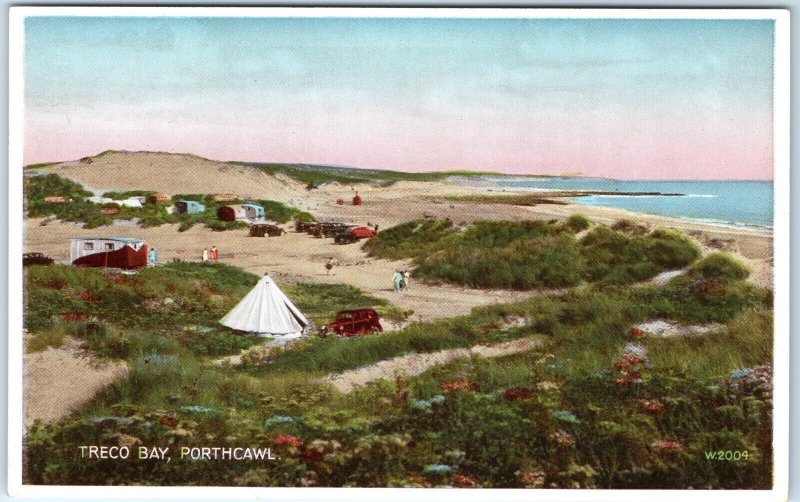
[[220, 275, 310, 338]]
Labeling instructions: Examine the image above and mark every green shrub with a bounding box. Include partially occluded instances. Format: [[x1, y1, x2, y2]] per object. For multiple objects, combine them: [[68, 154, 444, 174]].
[[645, 227, 702, 269], [564, 214, 591, 233], [690, 253, 751, 281], [642, 309, 772, 379], [26, 325, 68, 352], [366, 219, 701, 290], [364, 219, 457, 261], [176, 330, 262, 357], [284, 283, 411, 326], [610, 219, 648, 235], [102, 190, 155, 200], [580, 226, 700, 284]]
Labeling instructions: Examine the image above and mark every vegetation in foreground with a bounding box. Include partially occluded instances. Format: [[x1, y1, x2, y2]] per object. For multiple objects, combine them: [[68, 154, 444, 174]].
[[364, 217, 701, 289], [23, 252, 773, 488], [25, 174, 313, 230]]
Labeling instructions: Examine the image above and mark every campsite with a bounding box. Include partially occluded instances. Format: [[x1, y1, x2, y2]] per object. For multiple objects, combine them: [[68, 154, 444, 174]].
[[20, 151, 776, 489]]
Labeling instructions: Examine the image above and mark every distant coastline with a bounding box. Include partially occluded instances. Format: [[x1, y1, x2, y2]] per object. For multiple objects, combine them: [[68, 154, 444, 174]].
[[455, 176, 774, 232]]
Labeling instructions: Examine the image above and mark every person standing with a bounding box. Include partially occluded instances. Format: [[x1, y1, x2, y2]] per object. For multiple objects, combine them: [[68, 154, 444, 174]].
[[210, 246, 219, 262], [202, 248, 209, 262], [393, 271, 404, 292], [325, 257, 337, 276], [403, 270, 411, 290], [149, 247, 158, 267]]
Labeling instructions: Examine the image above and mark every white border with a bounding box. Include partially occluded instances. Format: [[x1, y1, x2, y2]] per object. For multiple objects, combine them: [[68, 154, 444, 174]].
[[7, 7, 791, 501]]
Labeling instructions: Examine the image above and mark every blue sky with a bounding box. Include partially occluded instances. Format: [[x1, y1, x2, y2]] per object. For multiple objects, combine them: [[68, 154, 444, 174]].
[[24, 16, 775, 179]]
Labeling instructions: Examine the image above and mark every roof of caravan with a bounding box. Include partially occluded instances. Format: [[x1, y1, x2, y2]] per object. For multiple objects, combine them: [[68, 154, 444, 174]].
[[242, 202, 264, 208], [71, 237, 145, 244]]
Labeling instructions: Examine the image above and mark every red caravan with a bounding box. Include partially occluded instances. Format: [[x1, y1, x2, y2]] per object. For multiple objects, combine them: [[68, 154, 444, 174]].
[[70, 237, 148, 269]]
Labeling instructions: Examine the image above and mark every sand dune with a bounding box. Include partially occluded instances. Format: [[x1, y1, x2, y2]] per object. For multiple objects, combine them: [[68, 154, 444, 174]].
[[23, 151, 775, 425], [42, 151, 312, 210]]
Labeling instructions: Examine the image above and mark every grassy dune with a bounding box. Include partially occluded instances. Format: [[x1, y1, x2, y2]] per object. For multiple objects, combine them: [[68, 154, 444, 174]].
[[23, 226, 773, 488], [364, 217, 701, 289]]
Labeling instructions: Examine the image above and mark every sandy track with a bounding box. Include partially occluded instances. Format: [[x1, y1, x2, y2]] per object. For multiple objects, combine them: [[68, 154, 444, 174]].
[[24, 338, 128, 427], [320, 337, 544, 393]]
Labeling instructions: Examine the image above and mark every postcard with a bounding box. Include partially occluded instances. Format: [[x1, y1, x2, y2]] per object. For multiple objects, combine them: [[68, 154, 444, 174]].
[[7, 7, 790, 501]]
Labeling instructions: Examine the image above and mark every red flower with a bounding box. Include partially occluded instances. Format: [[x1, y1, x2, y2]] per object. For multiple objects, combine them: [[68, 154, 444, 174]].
[[80, 291, 98, 303], [622, 354, 646, 365], [159, 415, 179, 427], [629, 327, 646, 338], [273, 435, 304, 448], [440, 379, 478, 392], [300, 446, 323, 461], [453, 474, 479, 487], [642, 400, 665, 416], [503, 387, 536, 401], [406, 474, 431, 487]]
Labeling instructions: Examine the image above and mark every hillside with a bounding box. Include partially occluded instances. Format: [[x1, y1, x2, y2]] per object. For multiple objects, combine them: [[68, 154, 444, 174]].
[[35, 151, 313, 211]]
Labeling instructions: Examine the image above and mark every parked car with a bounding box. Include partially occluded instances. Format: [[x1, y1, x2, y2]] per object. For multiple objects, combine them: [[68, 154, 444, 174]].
[[249, 224, 286, 237], [295, 221, 316, 233], [334, 226, 377, 244], [23, 252, 54, 267], [318, 308, 383, 337], [312, 222, 352, 238]]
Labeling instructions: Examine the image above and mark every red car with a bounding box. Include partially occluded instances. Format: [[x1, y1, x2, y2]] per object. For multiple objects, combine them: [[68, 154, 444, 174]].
[[334, 226, 377, 244], [319, 308, 383, 337]]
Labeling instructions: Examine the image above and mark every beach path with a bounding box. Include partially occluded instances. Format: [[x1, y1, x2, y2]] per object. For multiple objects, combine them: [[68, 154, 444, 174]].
[[320, 336, 544, 393], [24, 337, 128, 427]]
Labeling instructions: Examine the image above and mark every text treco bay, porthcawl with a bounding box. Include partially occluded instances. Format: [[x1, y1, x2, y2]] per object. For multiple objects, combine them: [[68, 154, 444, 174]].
[[78, 445, 279, 462]]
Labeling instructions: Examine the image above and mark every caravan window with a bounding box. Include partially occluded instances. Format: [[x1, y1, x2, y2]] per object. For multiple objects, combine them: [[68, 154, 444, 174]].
[[83, 242, 94, 250], [105, 243, 115, 250]]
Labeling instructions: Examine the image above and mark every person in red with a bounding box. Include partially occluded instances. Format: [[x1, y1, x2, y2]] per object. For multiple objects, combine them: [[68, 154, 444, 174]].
[[210, 245, 219, 262]]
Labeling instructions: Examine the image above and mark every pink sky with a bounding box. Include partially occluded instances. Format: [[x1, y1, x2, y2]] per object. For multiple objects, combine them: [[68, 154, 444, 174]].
[[25, 103, 773, 180]]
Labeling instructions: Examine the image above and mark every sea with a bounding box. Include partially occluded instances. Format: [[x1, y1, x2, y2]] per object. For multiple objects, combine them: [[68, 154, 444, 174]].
[[475, 178, 774, 232]]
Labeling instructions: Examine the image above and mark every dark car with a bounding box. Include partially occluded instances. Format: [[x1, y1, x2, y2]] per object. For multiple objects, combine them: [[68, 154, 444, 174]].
[[314, 222, 353, 238], [249, 224, 286, 237], [23, 252, 54, 267], [318, 308, 383, 337], [295, 221, 316, 233]]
